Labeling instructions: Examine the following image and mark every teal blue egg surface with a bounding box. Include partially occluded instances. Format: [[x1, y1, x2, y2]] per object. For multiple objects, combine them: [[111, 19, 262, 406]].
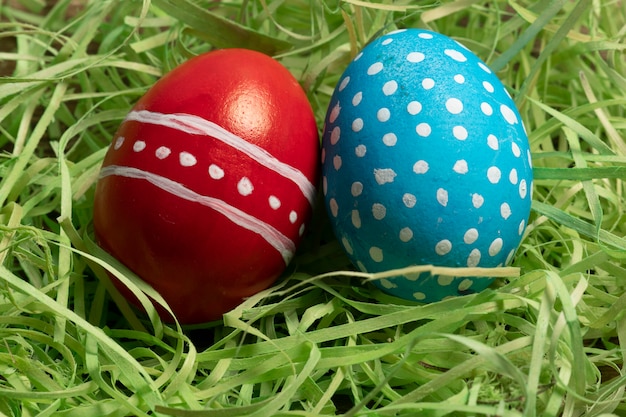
[[321, 29, 533, 302]]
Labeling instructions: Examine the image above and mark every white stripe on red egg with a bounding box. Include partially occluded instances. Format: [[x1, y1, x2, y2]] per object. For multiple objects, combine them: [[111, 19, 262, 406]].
[[124, 110, 316, 205], [99, 165, 295, 264]]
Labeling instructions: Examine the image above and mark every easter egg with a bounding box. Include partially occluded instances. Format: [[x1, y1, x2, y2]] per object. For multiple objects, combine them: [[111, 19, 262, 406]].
[[321, 29, 532, 302], [93, 48, 319, 324]]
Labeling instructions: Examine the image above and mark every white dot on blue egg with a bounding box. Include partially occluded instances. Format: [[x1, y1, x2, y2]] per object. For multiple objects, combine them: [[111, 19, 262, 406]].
[[483, 81, 495, 93], [329, 198, 338, 217], [383, 80, 398, 95], [382, 133, 397, 146], [342, 237, 353, 255], [403, 193, 417, 208], [472, 193, 484, 208], [367, 62, 384, 75], [329, 103, 341, 123], [416, 123, 432, 137], [422, 78, 435, 89], [374, 168, 397, 185], [413, 160, 429, 174], [418, 32, 433, 39], [339, 76, 350, 91], [509, 169, 518, 185], [467, 249, 481, 267], [370, 247, 384, 262], [458, 279, 474, 291], [355, 144, 366, 157], [501, 202, 512, 219], [352, 210, 361, 228], [438, 275, 454, 286], [489, 238, 503, 256], [519, 219, 526, 235], [481, 102, 493, 116], [330, 126, 341, 145], [377, 108, 391, 122], [354, 51, 363, 61], [407, 101, 422, 115], [478, 62, 492, 73], [512, 142, 521, 157], [453, 159, 468, 174], [382, 38, 393, 45], [444, 49, 467, 62], [464, 228, 479, 244], [454, 74, 465, 83], [352, 92, 363, 106], [333, 155, 342, 170], [435, 240, 452, 256], [487, 134, 499, 150], [487, 166, 501, 184], [437, 188, 448, 207], [519, 179, 528, 199], [506, 250, 515, 264], [352, 118, 364, 132], [399, 227, 413, 242], [372, 203, 386, 220], [351, 181, 363, 196], [407, 52, 425, 63], [500, 105, 518, 124], [380, 279, 397, 289], [446, 98, 463, 114], [413, 291, 426, 301], [453, 126, 468, 140]]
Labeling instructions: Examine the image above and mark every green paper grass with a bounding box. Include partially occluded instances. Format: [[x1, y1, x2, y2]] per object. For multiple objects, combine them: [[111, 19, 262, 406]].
[[1, 0, 626, 415]]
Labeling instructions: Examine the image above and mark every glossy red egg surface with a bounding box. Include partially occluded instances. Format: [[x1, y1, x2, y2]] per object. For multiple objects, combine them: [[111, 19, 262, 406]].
[[93, 49, 319, 324]]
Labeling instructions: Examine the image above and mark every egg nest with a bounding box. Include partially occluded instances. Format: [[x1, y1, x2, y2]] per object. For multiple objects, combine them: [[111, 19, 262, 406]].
[[0, 1, 625, 416]]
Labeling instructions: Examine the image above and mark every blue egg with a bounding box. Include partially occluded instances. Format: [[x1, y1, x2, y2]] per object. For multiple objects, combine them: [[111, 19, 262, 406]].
[[321, 29, 533, 302]]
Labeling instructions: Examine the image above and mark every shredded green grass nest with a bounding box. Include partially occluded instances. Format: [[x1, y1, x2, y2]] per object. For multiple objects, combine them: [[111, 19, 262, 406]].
[[1, 0, 625, 415]]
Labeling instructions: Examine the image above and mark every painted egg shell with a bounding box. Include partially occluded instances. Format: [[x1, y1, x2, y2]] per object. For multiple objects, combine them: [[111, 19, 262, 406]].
[[321, 29, 533, 302], [93, 49, 319, 324]]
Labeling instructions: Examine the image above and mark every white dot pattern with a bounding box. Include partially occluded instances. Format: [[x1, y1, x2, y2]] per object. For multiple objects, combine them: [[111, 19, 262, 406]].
[[179, 151, 197, 167], [237, 177, 254, 196], [467, 249, 481, 267], [321, 28, 532, 303], [111, 129, 306, 233], [372, 203, 386, 220], [155, 146, 171, 159], [383, 80, 398, 95], [133, 141, 146, 152], [407, 101, 422, 115], [377, 108, 391, 122], [208, 164, 224, 180], [403, 193, 417, 208], [114, 136, 125, 150]]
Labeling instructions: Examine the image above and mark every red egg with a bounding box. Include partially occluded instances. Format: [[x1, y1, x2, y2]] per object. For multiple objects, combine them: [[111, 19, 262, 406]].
[[93, 49, 319, 324]]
